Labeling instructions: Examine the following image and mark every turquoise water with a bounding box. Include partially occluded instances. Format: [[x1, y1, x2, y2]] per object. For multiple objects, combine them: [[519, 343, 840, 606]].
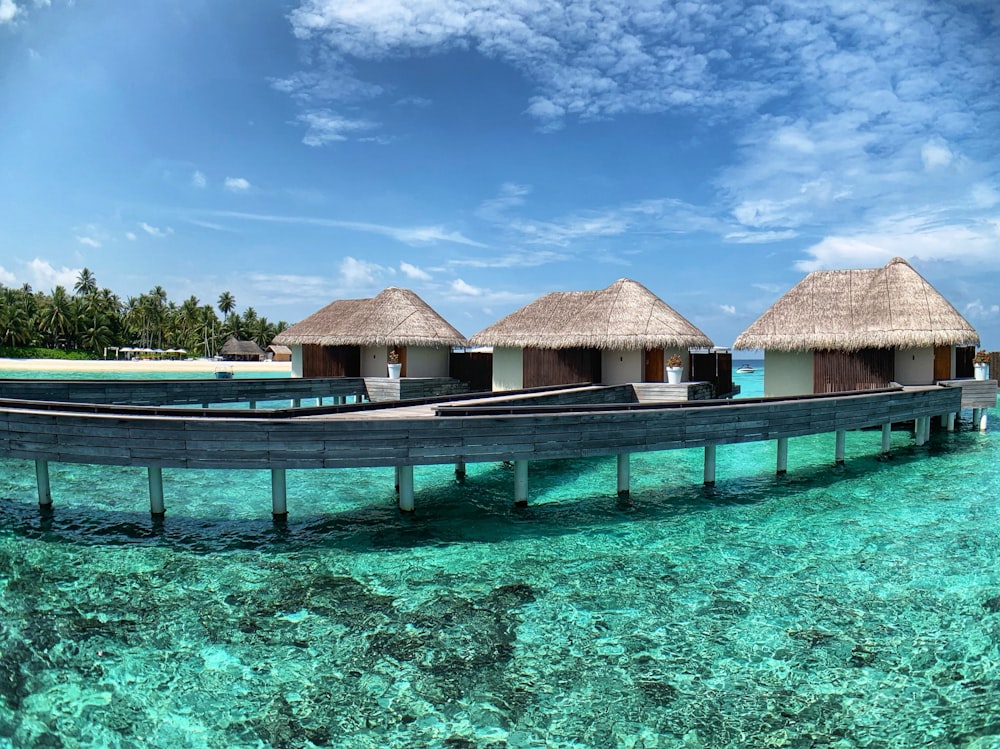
[[1, 367, 999, 747]]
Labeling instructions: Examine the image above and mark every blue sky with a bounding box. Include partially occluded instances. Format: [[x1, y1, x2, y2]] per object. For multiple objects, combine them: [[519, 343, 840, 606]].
[[2, 0, 998, 348]]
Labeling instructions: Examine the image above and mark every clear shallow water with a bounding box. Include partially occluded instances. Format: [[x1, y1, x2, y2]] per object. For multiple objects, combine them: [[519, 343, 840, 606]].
[[1, 368, 999, 748]]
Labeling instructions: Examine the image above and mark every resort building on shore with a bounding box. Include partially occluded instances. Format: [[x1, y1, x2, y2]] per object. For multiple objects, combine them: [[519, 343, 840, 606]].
[[469, 278, 716, 391], [734, 257, 981, 397], [272, 287, 468, 379], [219, 337, 265, 362]]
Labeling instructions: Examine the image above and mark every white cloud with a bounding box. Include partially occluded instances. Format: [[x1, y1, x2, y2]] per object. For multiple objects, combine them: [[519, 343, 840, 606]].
[[476, 183, 531, 221], [399, 261, 431, 281], [449, 250, 567, 269], [224, 177, 251, 192], [0, 265, 16, 285], [191, 170, 207, 188], [296, 110, 378, 146], [971, 183, 999, 209], [450, 278, 482, 296], [125, 232, 137, 241], [76, 236, 101, 248], [28, 258, 78, 292], [0, 0, 19, 24], [340, 256, 391, 286], [140, 221, 173, 238], [965, 300, 1000, 320], [921, 139, 953, 170], [723, 230, 798, 244], [720, 304, 736, 315]]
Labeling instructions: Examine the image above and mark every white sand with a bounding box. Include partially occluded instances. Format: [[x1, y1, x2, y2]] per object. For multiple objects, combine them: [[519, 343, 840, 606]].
[[0, 358, 292, 374]]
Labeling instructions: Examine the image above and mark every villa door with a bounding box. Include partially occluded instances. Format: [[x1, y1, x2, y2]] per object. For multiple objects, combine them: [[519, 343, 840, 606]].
[[933, 346, 951, 381], [644, 348, 664, 382]]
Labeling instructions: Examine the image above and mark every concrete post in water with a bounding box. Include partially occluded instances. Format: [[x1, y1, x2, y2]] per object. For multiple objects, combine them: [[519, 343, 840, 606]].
[[881, 423, 892, 454], [455, 460, 466, 480], [35, 459, 52, 506], [947, 413, 956, 432], [915, 417, 926, 446], [271, 468, 288, 518], [398, 465, 414, 512], [980, 410, 989, 432], [148, 466, 165, 516], [835, 430, 846, 464], [972, 409, 981, 429], [514, 460, 528, 507], [703, 445, 717, 486], [776, 438, 788, 475], [617, 453, 630, 498]]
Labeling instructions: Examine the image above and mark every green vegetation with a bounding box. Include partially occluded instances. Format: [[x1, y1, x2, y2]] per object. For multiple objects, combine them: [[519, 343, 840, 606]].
[[0, 269, 287, 359]]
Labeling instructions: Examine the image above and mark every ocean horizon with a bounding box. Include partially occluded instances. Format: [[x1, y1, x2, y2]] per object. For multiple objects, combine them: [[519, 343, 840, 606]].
[[1, 364, 998, 748]]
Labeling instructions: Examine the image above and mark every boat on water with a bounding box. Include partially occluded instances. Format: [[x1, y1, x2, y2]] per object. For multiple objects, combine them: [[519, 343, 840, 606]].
[[214, 366, 234, 379], [736, 364, 755, 374]]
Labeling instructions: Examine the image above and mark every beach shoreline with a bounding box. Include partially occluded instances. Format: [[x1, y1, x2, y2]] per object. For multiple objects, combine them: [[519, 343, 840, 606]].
[[0, 357, 292, 374]]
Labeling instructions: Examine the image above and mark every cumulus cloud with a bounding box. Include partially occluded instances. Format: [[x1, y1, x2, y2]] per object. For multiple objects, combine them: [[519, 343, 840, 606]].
[[0, 0, 19, 24], [399, 261, 431, 281], [125, 232, 137, 241], [965, 300, 1000, 320], [76, 236, 101, 248], [720, 304, 736, 315], [339, 256, 391, 286], [28, 258, 78, 292], [225, 177, 251, 192], [450, 278, 482, 296], [140, 222, 173, 238], [191, 170, 207, 188], [296, 110, 378, 146], [921, 139, 954, 170], [0, 265, 16, 285]]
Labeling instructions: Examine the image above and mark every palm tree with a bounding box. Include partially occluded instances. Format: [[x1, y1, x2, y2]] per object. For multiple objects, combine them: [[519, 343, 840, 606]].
[[217, 291, 236, 318], [74, 267, 98, 297]]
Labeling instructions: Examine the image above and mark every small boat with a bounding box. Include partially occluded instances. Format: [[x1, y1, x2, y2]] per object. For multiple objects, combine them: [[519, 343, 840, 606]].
[[214, 366, 234, 379], [736, 364, 755, 374]]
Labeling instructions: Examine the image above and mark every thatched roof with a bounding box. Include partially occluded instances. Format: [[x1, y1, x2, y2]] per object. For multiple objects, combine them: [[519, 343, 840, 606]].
[[219, 338, 265, 356], [469, 278, 713, 350], [733, 257, 980, 351], [273, 287, 467, 347], [265, 344, 292, 356]]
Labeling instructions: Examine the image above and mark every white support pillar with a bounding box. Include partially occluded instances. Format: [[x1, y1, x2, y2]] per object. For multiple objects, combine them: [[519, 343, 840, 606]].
[[924, 415, 933, 442], [703, 445, 716, 487], [881, 423, 892, 454], [915, 417, 926, 446], [35, 459, 52, 506], [514, 460, 528, 507], [980, 410, 989, 432], [776, 438, 788, 475], [148, 466, 165, 516], [455, 460, 466, 480], [939, 413, 948, 429], [835, 430, 846, 464], [397, 465, 414, 512], [947, 413, 956, 432], [617, 453, 630, 498], [271, 468, 287, 518]]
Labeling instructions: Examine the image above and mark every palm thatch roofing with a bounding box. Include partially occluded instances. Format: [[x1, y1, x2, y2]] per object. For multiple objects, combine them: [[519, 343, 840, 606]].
[[733, 257, 980, 351], [272, 287, 467, 348], [219, 337, 265, 358], [469, 278, 713, 350]]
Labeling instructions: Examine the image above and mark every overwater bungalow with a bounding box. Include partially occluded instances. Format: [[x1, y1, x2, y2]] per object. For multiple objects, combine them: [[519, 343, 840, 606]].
[[219, 337, 265, 362], [470, 278, 717, 391], [733, 257, 981, 397], [272, 287, 468, 378]]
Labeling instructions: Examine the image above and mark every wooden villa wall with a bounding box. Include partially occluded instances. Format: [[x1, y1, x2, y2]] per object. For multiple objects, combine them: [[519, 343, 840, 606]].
[[302, 344, 361, 378], [690, 351, 734, 397], [813, 348, 894, 393], [449, 351, 493, 392], [522, 348, 602, 389], [956, 346, 975, 379]]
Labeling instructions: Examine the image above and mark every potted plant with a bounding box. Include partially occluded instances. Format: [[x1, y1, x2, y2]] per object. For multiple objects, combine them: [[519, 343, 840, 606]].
[[665, 353, 684, 384], [973, 349, 991, 380], [387, 348, 402, 379]]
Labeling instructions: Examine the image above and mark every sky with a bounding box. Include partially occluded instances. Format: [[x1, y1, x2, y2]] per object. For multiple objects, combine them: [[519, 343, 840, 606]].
[[1, 0, 998, 349]]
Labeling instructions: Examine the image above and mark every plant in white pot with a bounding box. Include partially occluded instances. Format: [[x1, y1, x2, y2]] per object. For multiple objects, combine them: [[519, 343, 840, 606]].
[[387, 348, 402, 379], [665, 353, 684, 384], [973, 349, 991, 380]]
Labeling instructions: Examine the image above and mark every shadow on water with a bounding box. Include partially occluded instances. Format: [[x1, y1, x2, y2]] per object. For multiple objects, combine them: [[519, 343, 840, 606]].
[[0, 425, 984, 554]]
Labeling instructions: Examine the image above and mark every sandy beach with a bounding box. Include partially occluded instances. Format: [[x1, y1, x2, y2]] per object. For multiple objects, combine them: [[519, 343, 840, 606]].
[[0, 357, 293, 374]]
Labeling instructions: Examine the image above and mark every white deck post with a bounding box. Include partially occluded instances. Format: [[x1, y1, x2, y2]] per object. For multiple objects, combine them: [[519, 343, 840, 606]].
[[148, 466, 165, 516], [881, 423, 892, 454], [947, 412, 956, 432], [514, 460, 528, 507], [271, 468, 287, 518], [776, 438, 788, 475], [980, 410, 989, 432], [703, 445, 716, 486], [35, 459, 52, 506], [915, 417, 926, 446], [835, 430, 846, 464], [398, 465, 414, 512], [617, 453, 630, 498]]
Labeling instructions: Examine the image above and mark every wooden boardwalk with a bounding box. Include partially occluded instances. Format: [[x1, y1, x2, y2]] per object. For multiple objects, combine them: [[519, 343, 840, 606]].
[[0, 377, 989, 517]]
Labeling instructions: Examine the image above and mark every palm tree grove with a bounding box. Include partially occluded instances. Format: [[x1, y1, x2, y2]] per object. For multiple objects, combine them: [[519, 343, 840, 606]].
[[0, 269, 287, 359]]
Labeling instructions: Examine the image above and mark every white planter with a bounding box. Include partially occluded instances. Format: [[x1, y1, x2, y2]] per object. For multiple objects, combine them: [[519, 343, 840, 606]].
[[666, 366, 683, 384], [387, 363, 402, 379], [974, 362, 989, 380]]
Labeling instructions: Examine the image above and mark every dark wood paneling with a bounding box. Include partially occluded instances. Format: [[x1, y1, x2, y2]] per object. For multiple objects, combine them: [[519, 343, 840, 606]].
[[956, 346, 974, 378], [449, 351, 493, 392], [934, 346, 951, 381], [303, 344, 360, 378], [523, 347, 601, 389], [644, 348, 664, 382], [813, 348, 895, 393], [690, 351, 734, 396]]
